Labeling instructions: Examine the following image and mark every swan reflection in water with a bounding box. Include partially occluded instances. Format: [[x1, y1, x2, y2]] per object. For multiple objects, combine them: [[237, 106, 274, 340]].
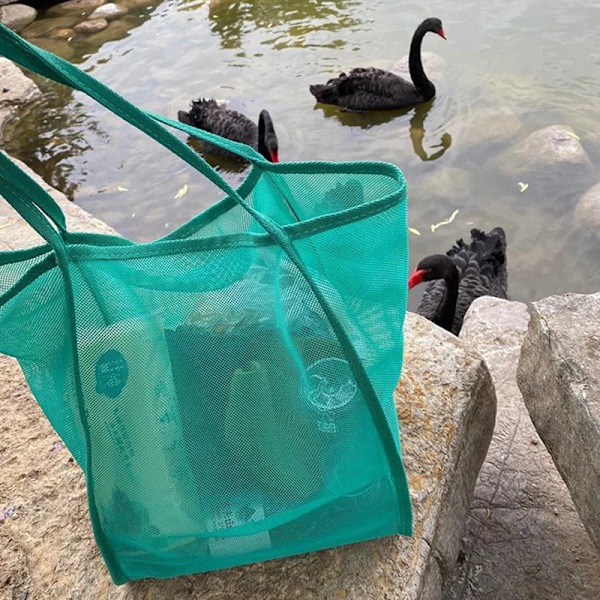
[[313, 99, 452, 162]]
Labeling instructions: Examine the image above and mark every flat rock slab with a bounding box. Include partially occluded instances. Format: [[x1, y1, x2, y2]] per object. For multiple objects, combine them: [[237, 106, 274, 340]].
[[517, 293, 600, 554], [444, 297, 600, 600], [0, 158, 497, 600]]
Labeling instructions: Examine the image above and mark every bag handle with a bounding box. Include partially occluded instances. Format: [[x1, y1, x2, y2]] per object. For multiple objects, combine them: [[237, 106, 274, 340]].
[[0, 24, 287, 245], [0, 150, 67, 248]]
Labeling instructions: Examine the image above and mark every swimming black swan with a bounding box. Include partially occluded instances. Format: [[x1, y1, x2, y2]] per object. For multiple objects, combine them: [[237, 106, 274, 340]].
[[309, 17, 446, 111], [177, 99, 279, 162], [408, 227, 508, 335]]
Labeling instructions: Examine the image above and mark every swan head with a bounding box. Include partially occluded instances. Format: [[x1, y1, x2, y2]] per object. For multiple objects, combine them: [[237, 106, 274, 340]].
[[421, 17, 446, 40], [408, 254, 457, 289], [258, 109, 279, 162]]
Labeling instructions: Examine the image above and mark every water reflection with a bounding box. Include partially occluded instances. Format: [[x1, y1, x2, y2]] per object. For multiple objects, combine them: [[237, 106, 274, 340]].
[[204, 0, 361, 50], [408, 102, 452, 161], [5, 0, 164, 198], [314, 99, 452, 162]]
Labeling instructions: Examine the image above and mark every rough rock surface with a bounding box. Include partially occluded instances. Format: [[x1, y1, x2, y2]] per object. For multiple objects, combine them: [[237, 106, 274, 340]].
[[0, 164, 497, 600], [444, 297, 600, 600], [517, 293, 600, 554], [0, 58, 41, 139], [0, 3, 36, 32], [575, 181, 600, 233], [502, 124, 592, 176]]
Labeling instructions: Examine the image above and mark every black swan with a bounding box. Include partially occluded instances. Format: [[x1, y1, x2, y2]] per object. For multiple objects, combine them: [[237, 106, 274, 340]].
[[309, 17, 446, 111], [177, 99, 279, 162], [408, 227, 508, 335]]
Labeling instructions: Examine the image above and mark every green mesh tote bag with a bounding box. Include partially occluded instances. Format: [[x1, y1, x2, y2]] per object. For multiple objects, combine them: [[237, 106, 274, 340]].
[[0, 24, 412, 584]]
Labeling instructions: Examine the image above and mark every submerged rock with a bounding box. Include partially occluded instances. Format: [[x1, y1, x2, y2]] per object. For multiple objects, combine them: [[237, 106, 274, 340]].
[[501, 124, 592, 176], [29, 37, 76, 60], [449, 106, 523, 149], [414, 166, 472, 201], [20, 15, 78, 38], [574, 181, 600, 233], [0, 3, 37, 32], [392, 51, 445, 83], [517, 293, 600, 555], [74, 17, 108, 33]]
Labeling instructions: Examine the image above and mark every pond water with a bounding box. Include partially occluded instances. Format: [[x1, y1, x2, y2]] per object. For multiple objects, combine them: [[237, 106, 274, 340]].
[[5, 0, 600, 309]]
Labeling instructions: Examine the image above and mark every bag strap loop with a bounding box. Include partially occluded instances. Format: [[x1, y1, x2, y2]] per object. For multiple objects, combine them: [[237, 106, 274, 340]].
[[0, 24, 287, 245]]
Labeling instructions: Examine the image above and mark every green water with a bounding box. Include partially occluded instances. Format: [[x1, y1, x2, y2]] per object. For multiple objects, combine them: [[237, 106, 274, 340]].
[[6, 0, 600, 307]]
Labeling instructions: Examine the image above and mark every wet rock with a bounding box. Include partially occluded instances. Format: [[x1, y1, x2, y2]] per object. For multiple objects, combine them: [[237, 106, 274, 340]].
[[20, 15, 78, 38], [392, 51, 445, 83], [88, 2, 128, 20], [448, 106, 523, 149], [0, 3, 37, 32], [501, 124, 592, 176], [46, 0, 106, 18], [0, 58, 41, 140], [74, 17, 108, 33], [444, 297, 600, 600], [574, 181, 600, 233], [517, 293, 600, 555]]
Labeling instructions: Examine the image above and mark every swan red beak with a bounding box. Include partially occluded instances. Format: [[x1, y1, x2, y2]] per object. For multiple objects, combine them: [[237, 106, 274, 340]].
[[437, 27, 447, 40], [408, 269, 426, 290], [270, 151, 279, 163]]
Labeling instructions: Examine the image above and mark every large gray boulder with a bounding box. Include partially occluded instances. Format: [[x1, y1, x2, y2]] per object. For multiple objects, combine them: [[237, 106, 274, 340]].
[[517, 293, 600, 554], [444, 297, 600, 599], [0, 159, 497, 599], [0, 58, 41, 140]]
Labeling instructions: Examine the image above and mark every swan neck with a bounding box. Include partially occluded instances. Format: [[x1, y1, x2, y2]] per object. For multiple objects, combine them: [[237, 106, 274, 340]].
[[439, 270, 459, 332], [408, 26, 434, 98]]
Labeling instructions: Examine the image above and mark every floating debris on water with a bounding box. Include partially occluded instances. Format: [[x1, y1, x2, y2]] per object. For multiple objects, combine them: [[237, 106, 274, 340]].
[[174, 184, 188, 199], [431, 209, 459, 233]]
